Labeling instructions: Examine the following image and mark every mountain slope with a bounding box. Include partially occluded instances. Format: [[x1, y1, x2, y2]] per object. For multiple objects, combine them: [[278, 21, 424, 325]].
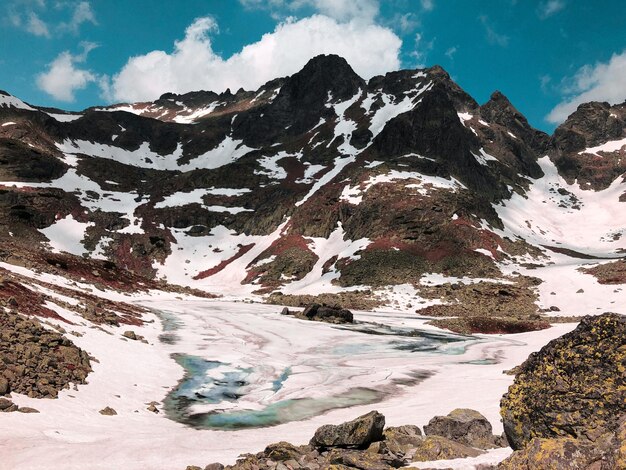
[[0, 56, 624, 321]]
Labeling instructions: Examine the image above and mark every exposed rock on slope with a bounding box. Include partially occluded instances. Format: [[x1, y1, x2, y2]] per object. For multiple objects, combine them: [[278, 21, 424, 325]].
[[0, 310, 91, 398], [0, 54, 559, 298], [550, 100, 626, 189]]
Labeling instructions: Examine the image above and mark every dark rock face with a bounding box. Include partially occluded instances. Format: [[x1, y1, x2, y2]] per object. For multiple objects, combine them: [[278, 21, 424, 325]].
[[550, 100, 626, 189], [310, 410, 385, 449], [501, 313, 626, 450], [1, 53, 621, 305], [423, 408, 498, 449], [480, 91, 549, 158], [0, 54, 557, 298]]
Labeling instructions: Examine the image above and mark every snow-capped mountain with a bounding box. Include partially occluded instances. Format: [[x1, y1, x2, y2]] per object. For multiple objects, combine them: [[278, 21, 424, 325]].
[[1, 53, 625, 470], [0, 54, 624, 318]]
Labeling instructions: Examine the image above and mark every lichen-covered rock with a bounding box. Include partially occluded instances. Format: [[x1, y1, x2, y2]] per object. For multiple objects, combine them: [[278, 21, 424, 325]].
[[497, 435, 615, 470], [423, 408, 498, 449], [500, 313, 626, 450], [326, 448, 398, 470], [263, 441, 304, 461], [382, 425, 423, 454], [310, 411, 385, 449], [410, 435, 484, 462]]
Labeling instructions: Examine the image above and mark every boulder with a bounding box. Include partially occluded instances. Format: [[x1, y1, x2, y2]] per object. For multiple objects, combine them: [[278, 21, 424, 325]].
[[382, 425, 423, 454], [410, 435, 484, 462], [99, 406, 117, 416], [0, 398, 15, 411], [326, 448, 398, 470], [203, 464, 224, 470], [122, 330, 138, 340], [263, 441, 303, 461], [17, 407, 39, 413], [0, 377, 9, 395], [310, 411, 385, 449], [302, 303, 354, 324], [423, 408, 497, 449], [497, 435, 614, 469], [501, 313, 626, 450]]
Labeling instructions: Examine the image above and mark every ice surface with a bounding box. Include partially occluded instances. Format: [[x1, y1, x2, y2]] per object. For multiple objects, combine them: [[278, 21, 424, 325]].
[[0, 296, 575, 470]]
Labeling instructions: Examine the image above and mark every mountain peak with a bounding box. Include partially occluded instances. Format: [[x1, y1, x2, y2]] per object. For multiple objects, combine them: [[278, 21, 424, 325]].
[[279, 54, 365, 106], [425, 64, 451, 79], [482, 90, 527, 122], [300, 54, 359, 76]]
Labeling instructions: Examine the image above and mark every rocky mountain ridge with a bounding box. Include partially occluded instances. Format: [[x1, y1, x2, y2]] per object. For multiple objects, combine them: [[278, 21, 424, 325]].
[[0, 54, 624, 322]]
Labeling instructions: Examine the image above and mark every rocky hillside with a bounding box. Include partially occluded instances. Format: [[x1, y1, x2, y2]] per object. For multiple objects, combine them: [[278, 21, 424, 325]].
[[0, 54, 624, 320]]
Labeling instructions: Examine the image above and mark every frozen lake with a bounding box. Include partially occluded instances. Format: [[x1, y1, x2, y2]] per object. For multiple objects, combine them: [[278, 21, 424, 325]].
[[0, 299, 576, 470]]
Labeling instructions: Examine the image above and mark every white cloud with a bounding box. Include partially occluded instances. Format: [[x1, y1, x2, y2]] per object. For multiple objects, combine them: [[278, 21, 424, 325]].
[[479, 15, 509, 47], [410, 32, 435, 68], [36, 42, 98, 101], [104, 14, 402, 103], [421, 0, 434, 11], [537, 0, 565, 19], [546, 50, 626, 124], [58, 1, 96, 33], [393, 12, 419, 33], [445, 46, 458, 60], [26, 11, 49, 37], [7, 0, 96, 37], [240, 0, 379, 22]]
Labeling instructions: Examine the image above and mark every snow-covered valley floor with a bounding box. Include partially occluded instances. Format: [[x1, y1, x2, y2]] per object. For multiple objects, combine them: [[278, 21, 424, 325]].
[[0, 298, 576, 470]]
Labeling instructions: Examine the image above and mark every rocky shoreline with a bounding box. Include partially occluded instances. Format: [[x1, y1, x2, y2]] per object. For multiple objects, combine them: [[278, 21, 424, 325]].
[[186, 408, 507, 470], [184, 313, 625, 470]]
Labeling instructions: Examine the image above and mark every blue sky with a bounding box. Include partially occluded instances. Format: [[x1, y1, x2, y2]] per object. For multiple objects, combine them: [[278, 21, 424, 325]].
[[1, 0, 625, 133]]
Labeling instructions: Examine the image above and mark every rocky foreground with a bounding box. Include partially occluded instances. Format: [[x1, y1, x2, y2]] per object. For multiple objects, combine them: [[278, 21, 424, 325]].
[[499, 312, 626, 469], [0, 309, 91, 401], [185, 313, 626, 470], [186, 408, 506, 470]]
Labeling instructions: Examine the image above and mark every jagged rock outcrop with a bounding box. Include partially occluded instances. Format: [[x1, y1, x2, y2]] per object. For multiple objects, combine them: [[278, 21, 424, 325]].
[[0, 54, 554, 297], [550, 100, 626, 189]]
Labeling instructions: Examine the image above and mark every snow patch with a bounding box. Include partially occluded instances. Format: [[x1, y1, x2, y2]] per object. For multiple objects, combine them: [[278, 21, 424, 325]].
[[39, 215, 92, 256], [0, 92, 36, 111], [579, 136, 626, 156]]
